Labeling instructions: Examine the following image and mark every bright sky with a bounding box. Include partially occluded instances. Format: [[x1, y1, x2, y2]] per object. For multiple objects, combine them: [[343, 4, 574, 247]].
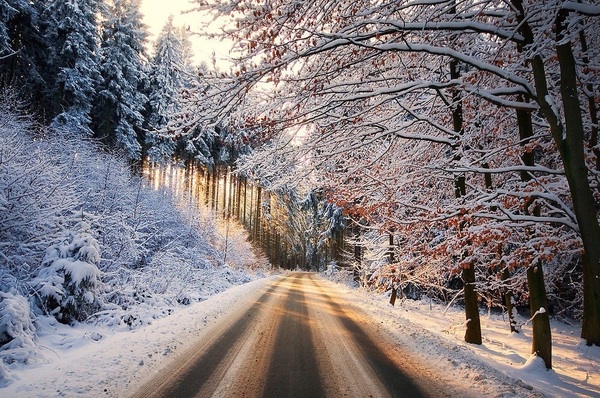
[[140, 0, 232, 67]]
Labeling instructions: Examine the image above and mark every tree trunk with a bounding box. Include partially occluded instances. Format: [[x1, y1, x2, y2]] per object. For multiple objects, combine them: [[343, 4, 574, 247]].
[[222, 167, 228, 218], [450, 53, 482, 345], [253, 185, 262, 243], [212, 167, 218, 211], [516, 106, 535, 182], [204, 167, 210, 206], [236, 174, 242, 220], [389, 288, 398, 307], [502, 268, 519, 334], [516, 100, 554, 355], [582, 252, 600, 345], [463, 264, 482, 345], [482, 162, 492, 191], [511, 0, 600, 346], [554, 12, 600, 346], [577, 30, 600, 171], [388, 233, 398, 306], [242, 177, 248, 227], [527, 262, 552, 369], [248, 182, 254, 238]]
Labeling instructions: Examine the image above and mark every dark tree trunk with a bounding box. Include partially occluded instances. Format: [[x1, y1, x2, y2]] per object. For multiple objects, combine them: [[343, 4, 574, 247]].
[[389, 288, 398, 307], [482, 162, 492, 191], [222, 167, 228, 217], [204, 167, 210, 206], [253, 185, 262, 243], [388, 233, 398, 306], [513, 0, 600, 346], [554, 11, 600, 346], [516, 95, 554, 355], [516, 106, 535, 182], [248, 182, 254, 238], [243, 177, 248, 227], [577, 30, 600, 171], [582, 252, 600, 345], [450, 52, 482, 345], [236, 174, 242, 220], [211, 167, 218, 211], [463, 264, 482, 345], [527, 262, 552, 369]]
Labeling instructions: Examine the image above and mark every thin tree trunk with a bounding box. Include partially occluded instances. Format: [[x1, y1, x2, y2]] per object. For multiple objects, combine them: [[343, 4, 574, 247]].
[[389, 288, 398, 307], [236, 174, 242, 220], [502, 267, 519, 334], [243, 177, 248, 227], [212, 167, 218, 211], [577, 30, 600, 171], [204, 167, 210, 206], [253, 185, 262, 243], [248, 181, 254, 237], [388, 233, 398, 306], [222, 167, 228, 218], [450, 52, 482, 345]]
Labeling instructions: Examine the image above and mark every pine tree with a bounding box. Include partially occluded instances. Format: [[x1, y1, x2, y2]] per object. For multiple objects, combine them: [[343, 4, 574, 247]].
[[42, 0, 102, 134], [0, 0, 23, 57], [0, 1, 47, 109], [95, 0, 149, 160], [145, 15, 187, 161], [178, 25, 195, 77]]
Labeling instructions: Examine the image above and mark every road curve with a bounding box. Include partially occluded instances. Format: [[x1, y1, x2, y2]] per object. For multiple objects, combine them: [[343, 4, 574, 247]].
[[131, 273, 452, 398]]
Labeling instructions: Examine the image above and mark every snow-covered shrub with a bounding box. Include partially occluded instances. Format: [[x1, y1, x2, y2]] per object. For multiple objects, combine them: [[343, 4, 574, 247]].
[[0, 292, 36, 363], [34, 222, 103, 324], [0, 98, 81, 294]]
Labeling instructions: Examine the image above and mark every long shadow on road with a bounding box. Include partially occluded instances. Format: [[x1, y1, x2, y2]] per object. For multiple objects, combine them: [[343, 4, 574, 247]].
[[314, 280, 426, 397], [262, 275, 326, 397]]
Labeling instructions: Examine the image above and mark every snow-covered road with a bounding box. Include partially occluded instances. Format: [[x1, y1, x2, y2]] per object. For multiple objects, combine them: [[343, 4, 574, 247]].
[[132, 272, 457, 397]]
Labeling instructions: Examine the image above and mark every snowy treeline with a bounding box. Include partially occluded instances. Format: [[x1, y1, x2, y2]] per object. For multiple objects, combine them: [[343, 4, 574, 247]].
[[0, 96, 265, 377], [0, 0, 217, 163]]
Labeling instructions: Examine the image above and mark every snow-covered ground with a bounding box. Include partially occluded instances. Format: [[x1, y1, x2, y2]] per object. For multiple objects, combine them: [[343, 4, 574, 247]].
[[2, 272, 598, 397]]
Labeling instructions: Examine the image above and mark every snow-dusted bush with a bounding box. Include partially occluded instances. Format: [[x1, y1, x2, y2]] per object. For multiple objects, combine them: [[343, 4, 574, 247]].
[[0, 292, 36, 364], [33, 222, 103, 324], [0, 99, 81, 295]]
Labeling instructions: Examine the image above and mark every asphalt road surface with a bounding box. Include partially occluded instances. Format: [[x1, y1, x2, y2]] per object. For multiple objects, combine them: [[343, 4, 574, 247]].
[[132, 273, 453, 397]]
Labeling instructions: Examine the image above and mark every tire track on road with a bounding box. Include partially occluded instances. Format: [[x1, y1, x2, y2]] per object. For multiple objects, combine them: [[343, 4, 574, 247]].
[[133, 273, 452, 397], [131, 279, 284, 398]]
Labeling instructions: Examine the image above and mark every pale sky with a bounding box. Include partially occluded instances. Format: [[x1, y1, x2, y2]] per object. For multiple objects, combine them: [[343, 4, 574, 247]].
[[140, 0, 232, 67]]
